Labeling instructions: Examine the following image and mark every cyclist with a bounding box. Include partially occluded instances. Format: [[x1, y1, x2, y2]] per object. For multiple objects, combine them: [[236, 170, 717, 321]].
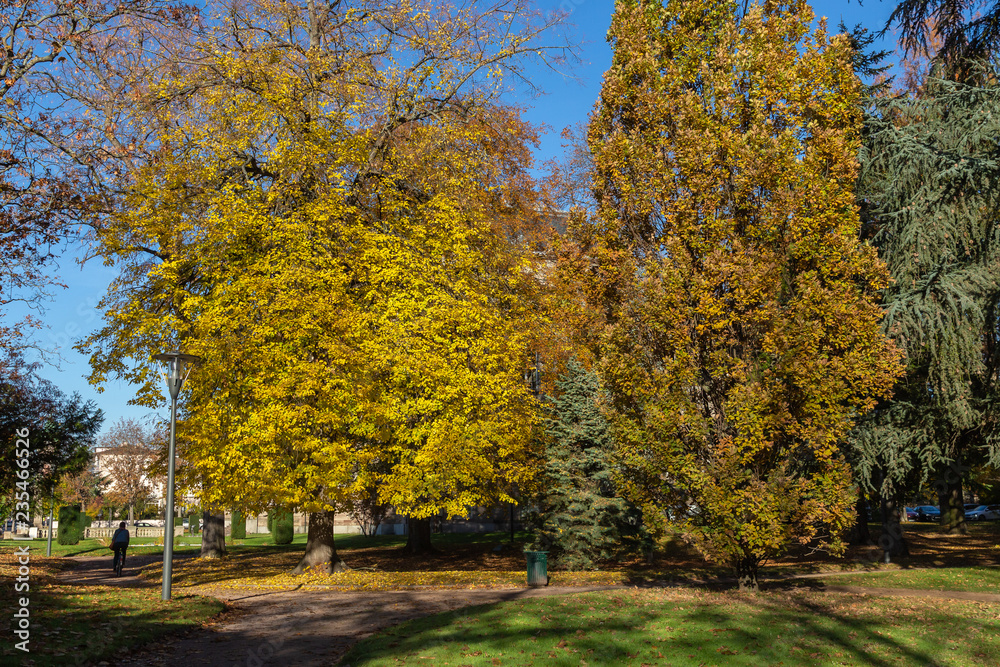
[[110, 521, 130, 573]]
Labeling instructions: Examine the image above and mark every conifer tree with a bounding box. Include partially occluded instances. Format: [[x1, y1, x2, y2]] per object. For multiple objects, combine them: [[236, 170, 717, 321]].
[[887, 0, 1000, 75], [855, 66, 1000, 535], [530, 360, 635, 570]]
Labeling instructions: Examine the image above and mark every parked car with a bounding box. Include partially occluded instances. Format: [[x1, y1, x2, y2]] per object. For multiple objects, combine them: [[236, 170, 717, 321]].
[[904, 507, 919, 522], [135, 521, 156, 527], [989, 505, 1000, 519], [914, 505, 941, 521], [964, 505, 998, 521]]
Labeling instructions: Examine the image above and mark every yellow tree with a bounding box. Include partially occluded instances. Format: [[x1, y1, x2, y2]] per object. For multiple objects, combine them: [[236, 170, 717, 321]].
[[574, 0, 901, 590], [81, 0, 564, 572]]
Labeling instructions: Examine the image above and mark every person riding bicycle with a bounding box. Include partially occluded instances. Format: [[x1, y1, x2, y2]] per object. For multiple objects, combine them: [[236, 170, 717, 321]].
[[110, 521, 130, 572]]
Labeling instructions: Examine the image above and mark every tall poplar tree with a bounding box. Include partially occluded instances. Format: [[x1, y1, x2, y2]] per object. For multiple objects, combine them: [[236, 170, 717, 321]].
[[579, 0, 900, 590]]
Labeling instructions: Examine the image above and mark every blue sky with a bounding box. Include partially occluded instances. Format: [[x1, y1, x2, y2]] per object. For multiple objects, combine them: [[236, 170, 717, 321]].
[[13, 0, 901, 439]]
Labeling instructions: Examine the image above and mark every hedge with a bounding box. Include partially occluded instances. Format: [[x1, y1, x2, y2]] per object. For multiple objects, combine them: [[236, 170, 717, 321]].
[[231, 509, 246, 540], [270, 508, 293, 545], [57, 505, 91, 545]]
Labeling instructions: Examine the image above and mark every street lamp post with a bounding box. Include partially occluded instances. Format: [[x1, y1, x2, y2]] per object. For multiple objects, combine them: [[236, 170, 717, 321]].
[[152, 352, 199, 601], [46, 487, 54, 557], [42, 464, 54, 557]]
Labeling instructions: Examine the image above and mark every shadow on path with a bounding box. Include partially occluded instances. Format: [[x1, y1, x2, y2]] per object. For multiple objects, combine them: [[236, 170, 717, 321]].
[[112, 586, 616, 667], [56, 554, 1000, 667], [57, 553, 197, 589]]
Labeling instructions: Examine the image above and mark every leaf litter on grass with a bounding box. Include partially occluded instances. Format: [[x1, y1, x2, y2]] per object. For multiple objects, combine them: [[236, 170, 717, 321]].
[[341, 588, 1000, 666]]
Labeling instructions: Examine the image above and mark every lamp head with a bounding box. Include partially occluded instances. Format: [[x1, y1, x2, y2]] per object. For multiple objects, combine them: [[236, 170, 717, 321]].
[[152, 352, 201, 400]]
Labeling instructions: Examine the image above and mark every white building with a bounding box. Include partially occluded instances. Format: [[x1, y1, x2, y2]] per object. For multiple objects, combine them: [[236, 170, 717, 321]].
[[92, 445, 197, 512]]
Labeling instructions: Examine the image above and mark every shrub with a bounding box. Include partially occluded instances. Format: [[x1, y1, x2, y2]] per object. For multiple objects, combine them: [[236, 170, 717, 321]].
[[231, 510, 246, 539], [188, 510, 200, 535], [271, 508, 293, 544], [57, 505, 91, 545]]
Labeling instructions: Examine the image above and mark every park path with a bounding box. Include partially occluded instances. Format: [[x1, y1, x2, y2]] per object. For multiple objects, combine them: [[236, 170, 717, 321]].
[[56, 552, 195, 588], [56, 557, 616, 666], [55, 557, 1000, 667], [92, 581, 617, 667]]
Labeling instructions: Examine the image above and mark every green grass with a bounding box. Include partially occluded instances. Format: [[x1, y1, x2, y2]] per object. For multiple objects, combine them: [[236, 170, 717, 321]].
[[1, 530, 533, 560], [1, 586, 225, 666], [5, 537, 205, 558], [809, 566, 1000, 593], [0, 548, 225, 667], [341, 588, 1000, 666]]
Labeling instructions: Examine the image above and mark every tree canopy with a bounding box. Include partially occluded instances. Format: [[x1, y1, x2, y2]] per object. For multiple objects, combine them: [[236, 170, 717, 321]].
[[573, 0, 900, 589], [854, 64, 1000, 534], [1, 354, 104, 519], [78, 0, 566, 571]]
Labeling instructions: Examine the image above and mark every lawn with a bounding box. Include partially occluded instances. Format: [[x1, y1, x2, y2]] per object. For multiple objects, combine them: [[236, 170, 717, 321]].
[[3, 530, 434, 559], [0, 549, 225, 667], [803, 566, 1000, 593], [341, 588, 1000, 666], [14, 523, 992, 593], [9, 536, 206, 558]]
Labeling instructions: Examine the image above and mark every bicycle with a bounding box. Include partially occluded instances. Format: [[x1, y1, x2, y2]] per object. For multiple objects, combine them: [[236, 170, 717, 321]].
[[113, 548, 126, 576]]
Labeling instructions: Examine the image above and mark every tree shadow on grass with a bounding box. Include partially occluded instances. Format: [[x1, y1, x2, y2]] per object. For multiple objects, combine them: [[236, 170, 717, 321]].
[[5, 584, 225, 667], [341, 588, 990, 666]]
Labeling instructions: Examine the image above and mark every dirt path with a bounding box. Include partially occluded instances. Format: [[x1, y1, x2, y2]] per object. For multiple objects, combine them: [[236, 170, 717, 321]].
[[111, 586, 617, 667], [57, 553, 195, 588], [55, 556, 616, 666], [55, 557, 1000, 667]]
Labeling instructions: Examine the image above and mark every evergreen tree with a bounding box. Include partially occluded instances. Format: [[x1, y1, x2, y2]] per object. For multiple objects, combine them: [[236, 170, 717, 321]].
[[56, 505, 91, 545], [887, 0, 1000, 76], [856, 66, 1000, 535], [530, 360, 634, 570], [838, 22, 912, 554]]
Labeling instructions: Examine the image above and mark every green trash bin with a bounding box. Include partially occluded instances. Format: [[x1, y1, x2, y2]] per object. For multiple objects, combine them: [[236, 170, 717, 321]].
[[525, 551, 549, 587]]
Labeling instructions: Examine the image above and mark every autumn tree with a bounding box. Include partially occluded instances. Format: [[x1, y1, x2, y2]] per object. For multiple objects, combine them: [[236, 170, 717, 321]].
[[576, 0, 900, 590], [56, 466, 109, 514], [80, 0, 569, 573], [98, 418, 160, 527], [0, 1, 195, 365]]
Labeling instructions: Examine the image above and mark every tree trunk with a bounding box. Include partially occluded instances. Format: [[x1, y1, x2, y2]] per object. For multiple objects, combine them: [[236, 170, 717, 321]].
[[405, 516, 434, 554], [200, 507, 227, 558], [735, 553, 759, 592], [849, 490, 873, 545], [938, 474, 967, 535], [879, 494, 909, 559], [291, 510, 348, 575], [128, 504, 134, 528]]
